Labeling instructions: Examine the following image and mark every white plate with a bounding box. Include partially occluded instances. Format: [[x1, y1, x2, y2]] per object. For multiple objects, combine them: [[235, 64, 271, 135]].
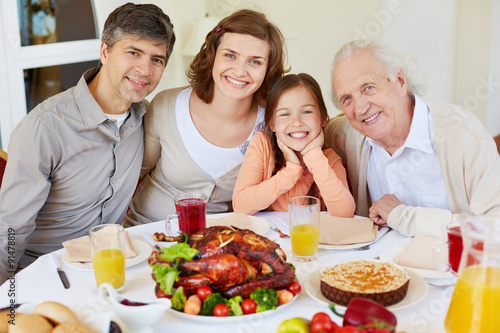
[[318, 227, 389, 250], [206, 215, 270, 235], [380, 244, 454, 279], [62, 239, 152, 271], [304, 266, 428, 311], [167, 293, 297, 323]]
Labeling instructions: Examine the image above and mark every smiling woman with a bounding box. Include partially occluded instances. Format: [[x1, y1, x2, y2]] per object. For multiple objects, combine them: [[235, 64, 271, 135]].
[[124, 9, 289, 227]]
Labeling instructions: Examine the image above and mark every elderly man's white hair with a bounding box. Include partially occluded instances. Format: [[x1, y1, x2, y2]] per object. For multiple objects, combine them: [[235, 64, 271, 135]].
[[331, 39, 428, 110]]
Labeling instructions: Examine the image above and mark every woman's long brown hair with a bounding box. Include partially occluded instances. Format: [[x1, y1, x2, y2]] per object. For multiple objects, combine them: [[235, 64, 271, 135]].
[[186, 9, 289, 106]]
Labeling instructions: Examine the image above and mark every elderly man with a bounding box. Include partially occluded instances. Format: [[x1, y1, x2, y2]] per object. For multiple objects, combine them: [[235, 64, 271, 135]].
[[0, 3, 176, 285], [325, 39, 500, 239]]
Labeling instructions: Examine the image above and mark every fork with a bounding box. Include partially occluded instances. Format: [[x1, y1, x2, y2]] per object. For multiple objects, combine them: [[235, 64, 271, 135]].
[[273, 227, 290, 238], [142, 233, 163, 253]]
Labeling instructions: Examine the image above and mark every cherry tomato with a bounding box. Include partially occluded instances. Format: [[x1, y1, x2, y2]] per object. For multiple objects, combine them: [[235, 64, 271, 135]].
[[286, 280, 302, 296], [241, 298, 257, 315], [213, 303, 229, 317], [157, 289, 172, 299], [196, 285, 213, 302], [311, 312, 339, 333], [311, 319, 335, 333], [312, 312, 332, 323]]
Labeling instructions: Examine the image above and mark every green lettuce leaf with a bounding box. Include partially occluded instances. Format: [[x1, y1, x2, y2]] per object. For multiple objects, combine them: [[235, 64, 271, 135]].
[[151, 239, 199, 295], [159, 242, 199, 262]]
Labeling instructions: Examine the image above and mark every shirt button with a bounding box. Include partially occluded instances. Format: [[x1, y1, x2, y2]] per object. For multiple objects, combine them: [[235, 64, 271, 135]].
[[111, 178, 116, 184], [115, 132, 119, 137]]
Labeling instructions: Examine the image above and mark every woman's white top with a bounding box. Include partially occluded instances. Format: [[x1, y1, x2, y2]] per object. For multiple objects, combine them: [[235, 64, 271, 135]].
[[176, 87, 265, 179]]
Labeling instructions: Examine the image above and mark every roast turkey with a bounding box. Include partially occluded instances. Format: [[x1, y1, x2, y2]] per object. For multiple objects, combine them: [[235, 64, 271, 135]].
[[149, 226, 295, 298]]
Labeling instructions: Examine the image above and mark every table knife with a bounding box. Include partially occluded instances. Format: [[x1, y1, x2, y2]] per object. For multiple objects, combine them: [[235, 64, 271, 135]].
[[50, 253, 70, 289], [142, 233, 163, 253]]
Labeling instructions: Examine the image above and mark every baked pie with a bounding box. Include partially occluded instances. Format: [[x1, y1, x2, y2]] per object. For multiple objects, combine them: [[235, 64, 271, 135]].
[[320, 260, 410, 306]]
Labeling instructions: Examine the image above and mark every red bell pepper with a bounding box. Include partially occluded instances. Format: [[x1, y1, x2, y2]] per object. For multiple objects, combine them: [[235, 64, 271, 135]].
[[329, 297, 397, 332]]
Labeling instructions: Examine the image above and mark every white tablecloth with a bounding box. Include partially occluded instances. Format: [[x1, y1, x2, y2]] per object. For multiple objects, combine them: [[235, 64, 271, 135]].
[[0, 212, 453, 332]]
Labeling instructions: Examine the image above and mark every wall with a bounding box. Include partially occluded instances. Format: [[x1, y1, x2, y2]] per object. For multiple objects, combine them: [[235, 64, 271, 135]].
[[1, 0, 499, 148], [487, 0, 500, 135], [454, 0, 492, 124], [150, 0, 499, 136]]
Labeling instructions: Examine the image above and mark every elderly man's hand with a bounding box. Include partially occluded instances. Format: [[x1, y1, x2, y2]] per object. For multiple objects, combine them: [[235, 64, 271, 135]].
[[369, 194, 403, 227]]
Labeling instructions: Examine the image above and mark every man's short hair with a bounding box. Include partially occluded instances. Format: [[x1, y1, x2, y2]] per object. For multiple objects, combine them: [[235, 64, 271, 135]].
[[101, 2, 176, 66]]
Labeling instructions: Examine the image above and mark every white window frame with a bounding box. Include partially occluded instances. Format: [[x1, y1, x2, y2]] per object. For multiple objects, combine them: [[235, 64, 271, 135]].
[[0, 0, 100, 150]]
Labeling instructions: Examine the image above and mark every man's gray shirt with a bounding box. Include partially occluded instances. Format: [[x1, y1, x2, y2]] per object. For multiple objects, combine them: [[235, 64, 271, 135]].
[[0, 68, 146, 284]]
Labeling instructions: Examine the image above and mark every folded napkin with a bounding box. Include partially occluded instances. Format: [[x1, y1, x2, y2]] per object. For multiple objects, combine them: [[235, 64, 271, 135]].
[[395, 235, 448, 270], [319, 215, 378, 245], [63, 230, 138, 262], [207, 213, 252, 230]]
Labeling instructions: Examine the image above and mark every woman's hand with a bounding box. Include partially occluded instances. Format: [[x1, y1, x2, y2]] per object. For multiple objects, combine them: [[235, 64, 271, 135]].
[[301, 130, 324, 155], [277, 137, 301, 165]]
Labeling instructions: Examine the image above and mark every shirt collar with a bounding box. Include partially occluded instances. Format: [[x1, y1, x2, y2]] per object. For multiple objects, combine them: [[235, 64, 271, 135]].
[[364, 94, 434, 154], [74, 67, 147, 129], [404, 95, 434, 153]]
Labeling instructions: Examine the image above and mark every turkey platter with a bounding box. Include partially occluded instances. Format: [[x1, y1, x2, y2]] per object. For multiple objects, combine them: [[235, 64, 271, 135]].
[[149, 225, 295, 298]]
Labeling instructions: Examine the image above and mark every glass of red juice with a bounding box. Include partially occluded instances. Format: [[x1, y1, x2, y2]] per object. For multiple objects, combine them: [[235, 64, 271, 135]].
[[434, 221, 463, 274], [447, 223, 463, 274], [166, 193, 207, 236]]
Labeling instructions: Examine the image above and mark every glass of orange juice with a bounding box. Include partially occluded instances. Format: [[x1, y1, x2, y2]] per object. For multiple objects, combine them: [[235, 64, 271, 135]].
[[445, 265, 500, 332], [444, 214, 500, 332], [90, 224, 125, 292], [289, 196, 320, 261]]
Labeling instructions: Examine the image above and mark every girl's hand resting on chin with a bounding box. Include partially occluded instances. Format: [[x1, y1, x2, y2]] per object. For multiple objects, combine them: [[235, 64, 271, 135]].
[[277, 137, 301, 165], [301, 130, 324, 155]]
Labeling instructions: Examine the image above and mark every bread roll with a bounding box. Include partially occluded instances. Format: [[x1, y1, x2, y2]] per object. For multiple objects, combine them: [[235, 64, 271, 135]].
[[8, 313, 52, 333], [0, 309, 11, 333], [33, 301, 78, 325], [52, 322, 96, 333]]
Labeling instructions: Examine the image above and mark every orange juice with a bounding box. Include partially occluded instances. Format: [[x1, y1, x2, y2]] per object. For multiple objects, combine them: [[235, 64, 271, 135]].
[[92, 248, 125, 289], [445, 266, 500, 332], [291, 224, 319, 256]]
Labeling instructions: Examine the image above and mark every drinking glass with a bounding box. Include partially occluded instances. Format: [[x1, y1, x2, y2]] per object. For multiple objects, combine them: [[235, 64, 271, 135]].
[[289, 196, 320, 261], [433, 221, 463, 274], [445, 214, 500, 332], [166, 193, 207, 236], [89, 224, 125, 291]]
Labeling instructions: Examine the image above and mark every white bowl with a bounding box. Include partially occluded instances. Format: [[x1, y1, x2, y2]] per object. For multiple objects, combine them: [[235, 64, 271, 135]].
[[99, 283, 171, 333]]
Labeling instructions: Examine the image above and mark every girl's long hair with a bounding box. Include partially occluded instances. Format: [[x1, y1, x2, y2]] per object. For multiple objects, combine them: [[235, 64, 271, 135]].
[[264, 73, 329, 198]]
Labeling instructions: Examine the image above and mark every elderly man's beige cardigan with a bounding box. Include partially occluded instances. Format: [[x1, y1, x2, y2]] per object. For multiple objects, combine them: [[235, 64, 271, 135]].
[[325, 99, 500, 239]]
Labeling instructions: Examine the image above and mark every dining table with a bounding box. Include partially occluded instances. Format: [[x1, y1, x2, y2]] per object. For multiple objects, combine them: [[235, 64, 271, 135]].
[[0, 211, 455, 333]]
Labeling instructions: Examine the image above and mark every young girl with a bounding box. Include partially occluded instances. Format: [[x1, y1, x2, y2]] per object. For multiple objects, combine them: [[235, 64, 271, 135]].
[[232, 73, 355, 216]]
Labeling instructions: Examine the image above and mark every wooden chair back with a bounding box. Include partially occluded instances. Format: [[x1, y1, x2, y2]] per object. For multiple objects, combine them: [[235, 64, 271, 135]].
[[0, 149, 7, 188]]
